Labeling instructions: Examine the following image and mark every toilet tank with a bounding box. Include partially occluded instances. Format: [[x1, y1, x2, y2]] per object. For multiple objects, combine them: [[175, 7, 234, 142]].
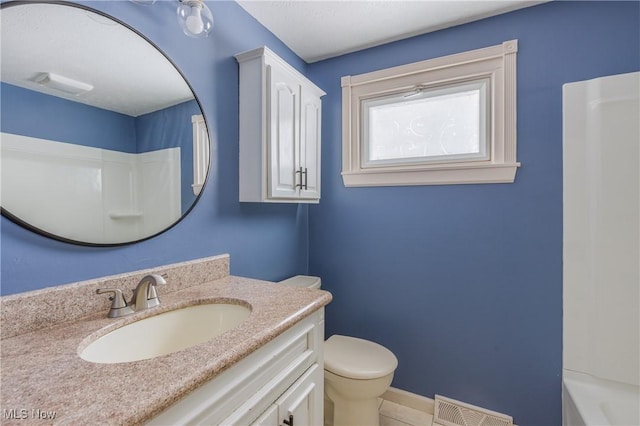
[[278, 275, 321, 289]]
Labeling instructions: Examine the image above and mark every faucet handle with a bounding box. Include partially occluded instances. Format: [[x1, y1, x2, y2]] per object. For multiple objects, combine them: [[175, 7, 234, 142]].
[[96, 288, 135, 318]]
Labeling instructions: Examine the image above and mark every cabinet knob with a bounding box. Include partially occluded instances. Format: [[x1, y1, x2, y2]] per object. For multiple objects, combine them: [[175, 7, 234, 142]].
[[282, 414, 294, 426]]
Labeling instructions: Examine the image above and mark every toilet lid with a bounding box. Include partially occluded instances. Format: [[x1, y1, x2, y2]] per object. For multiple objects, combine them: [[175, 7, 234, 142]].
[[278, 275, 321, 289], [324, 335, 398, 379]]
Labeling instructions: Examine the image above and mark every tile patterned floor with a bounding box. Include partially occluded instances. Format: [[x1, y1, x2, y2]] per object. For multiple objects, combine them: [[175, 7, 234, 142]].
[[379, 399, 433, 426], [325, 397, 433, 426]]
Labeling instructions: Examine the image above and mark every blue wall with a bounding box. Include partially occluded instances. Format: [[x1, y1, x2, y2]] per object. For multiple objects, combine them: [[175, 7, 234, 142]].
[[2, 1, 639, 425], [1, 82, 136, 152], [307, 2, 639, 425], [1, 0, 309, 294]]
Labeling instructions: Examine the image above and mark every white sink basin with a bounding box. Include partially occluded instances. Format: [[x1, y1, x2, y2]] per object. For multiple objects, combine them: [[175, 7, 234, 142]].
[[79, 303, 251, 364]]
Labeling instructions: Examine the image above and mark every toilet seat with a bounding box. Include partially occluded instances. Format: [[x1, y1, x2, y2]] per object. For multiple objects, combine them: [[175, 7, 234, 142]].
[[324, 335, 398, 380]]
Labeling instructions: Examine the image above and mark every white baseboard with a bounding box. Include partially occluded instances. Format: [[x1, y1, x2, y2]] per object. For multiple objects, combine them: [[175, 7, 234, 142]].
[[382, 387, 435, 414]]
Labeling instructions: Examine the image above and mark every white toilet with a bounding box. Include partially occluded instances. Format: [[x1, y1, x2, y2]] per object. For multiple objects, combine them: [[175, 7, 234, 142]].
[[279, 275, 398, 426]]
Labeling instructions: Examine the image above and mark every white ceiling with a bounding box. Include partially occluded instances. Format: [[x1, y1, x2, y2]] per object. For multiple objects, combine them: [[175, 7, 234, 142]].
[[237, 0, 547, 63], [1, 3, 193, 117], [1, 1, 547, 116]]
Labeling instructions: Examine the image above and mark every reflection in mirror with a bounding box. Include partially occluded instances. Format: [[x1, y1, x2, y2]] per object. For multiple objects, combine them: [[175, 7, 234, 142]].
[[0, 1, 209, 245]]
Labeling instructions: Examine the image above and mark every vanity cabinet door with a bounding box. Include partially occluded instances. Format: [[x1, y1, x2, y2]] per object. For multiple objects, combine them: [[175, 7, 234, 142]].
[[275, 364, 323, 426], [251, 404, 279, 426], [249, 364, 323, 426]]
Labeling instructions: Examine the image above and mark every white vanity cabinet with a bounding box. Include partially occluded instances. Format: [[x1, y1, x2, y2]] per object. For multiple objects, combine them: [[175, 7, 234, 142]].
[[147, 309, 324, 426], [236, 46, 325, 203], [250, 364, 322, 426]]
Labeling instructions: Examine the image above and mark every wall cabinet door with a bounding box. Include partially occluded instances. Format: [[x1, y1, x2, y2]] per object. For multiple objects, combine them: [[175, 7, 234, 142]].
[[268, 63, 300, 199], [298, 88, 321, 201]]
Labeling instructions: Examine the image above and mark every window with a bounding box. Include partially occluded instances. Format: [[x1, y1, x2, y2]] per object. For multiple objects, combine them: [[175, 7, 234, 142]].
[[341, 40, 519, 187], [363, 78, 489, 166]]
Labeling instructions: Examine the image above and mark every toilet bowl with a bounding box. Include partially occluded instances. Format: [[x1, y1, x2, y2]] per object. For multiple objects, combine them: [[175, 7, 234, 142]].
[[278, 275, 398, 426], [324, 334, 398, 426]]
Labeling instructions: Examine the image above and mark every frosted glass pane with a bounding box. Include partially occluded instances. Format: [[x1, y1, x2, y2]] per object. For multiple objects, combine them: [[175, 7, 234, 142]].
[[366, 87, 483, 163]]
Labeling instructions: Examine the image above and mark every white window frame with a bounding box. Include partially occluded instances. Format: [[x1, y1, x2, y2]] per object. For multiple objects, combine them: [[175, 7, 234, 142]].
[[341, 40, 520, 187], [191, 114, 209, 195]]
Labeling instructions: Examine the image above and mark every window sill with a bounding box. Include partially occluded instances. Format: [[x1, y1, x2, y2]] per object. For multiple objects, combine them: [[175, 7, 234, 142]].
[[341, 162, 520, 187]]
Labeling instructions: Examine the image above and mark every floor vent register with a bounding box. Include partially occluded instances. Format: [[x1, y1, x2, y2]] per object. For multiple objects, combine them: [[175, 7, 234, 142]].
[[431, 395, 514, 426]]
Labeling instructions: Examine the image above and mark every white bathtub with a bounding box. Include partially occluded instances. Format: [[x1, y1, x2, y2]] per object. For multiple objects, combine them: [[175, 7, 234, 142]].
[[563, 370, 640, 426]]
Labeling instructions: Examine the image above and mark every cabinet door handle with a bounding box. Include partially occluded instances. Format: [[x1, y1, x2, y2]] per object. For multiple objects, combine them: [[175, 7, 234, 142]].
[[303, 168, 308, 190], [295, 167, 308, 190], [282, 414, 294, 426], [295, 167, 303, 189]]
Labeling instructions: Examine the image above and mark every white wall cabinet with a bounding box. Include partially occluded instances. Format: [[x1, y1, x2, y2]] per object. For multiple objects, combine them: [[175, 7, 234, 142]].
[[236, 47, 325, 203], [147, 309, 324, 426]]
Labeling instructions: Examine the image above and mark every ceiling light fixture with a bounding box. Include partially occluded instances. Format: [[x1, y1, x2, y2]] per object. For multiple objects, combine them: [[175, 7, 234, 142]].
[[133, 0, 213, 39], [33, 72, 94, 95], [177, 0, 213, 38]]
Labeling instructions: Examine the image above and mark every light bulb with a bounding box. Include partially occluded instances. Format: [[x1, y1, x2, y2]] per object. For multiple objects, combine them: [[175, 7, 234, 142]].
[[185, 4, 204, 35], [177, 0, 213, 38]]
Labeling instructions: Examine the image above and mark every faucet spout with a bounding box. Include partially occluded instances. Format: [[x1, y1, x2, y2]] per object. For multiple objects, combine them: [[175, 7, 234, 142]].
[[130, 274, 167, 311]]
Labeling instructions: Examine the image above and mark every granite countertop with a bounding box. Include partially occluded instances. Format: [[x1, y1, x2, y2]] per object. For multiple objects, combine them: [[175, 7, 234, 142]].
[[0, 275, 332, 425]]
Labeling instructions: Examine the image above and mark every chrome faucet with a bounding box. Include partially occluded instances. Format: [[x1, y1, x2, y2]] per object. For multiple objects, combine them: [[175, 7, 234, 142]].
[[96, 273, 167, 318], [129, 274, 167, 311]]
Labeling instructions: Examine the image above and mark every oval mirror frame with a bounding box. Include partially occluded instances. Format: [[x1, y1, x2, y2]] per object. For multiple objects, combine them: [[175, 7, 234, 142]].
[[0, 1, 210, 247]]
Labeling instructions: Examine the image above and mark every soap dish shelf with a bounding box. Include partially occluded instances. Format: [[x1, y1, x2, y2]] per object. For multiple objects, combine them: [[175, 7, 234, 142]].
[[108, 211, 143, 220]]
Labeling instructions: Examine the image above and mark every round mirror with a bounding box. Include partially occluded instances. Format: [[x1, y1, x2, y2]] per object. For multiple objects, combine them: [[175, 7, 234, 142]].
[[0, 1, 210, 246]]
